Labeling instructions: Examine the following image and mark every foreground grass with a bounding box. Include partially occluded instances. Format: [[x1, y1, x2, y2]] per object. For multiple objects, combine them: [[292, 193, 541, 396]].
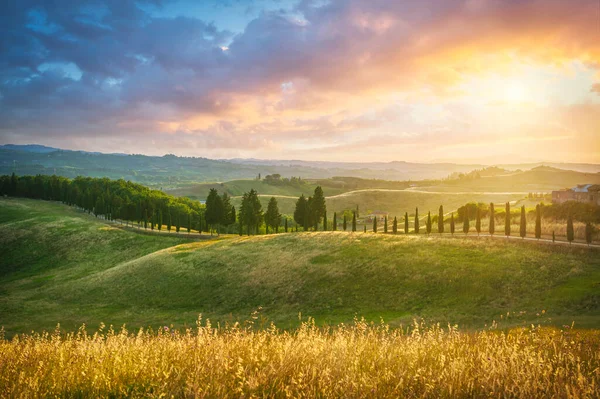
[[1, 319, 599, 398]]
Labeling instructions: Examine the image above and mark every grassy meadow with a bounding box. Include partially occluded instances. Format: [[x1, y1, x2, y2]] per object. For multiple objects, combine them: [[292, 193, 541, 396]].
[[1, 320, 599, 398], [2, 197, 600, 397], [1, 197, 600, 337]]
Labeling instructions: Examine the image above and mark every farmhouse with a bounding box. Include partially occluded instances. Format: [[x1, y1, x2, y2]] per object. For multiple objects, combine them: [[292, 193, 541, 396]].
[[552, 184, 600, 205], [366, 211, 389, 222]]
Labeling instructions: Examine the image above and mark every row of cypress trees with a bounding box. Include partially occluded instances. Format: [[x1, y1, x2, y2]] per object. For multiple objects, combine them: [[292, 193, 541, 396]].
[[0, 173, 205, 233], [2, 174, 593, 244]]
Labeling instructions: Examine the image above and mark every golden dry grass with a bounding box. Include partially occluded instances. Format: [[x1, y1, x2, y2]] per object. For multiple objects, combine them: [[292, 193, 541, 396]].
[[1, 318, 599, 398]]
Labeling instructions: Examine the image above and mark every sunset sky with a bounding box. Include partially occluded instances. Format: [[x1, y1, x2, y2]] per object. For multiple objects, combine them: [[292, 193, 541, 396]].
[[1, 0, 599, 163]]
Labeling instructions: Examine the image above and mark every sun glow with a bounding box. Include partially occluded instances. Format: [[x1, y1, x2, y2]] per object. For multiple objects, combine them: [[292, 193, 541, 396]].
[[503, 83, 528, 103]]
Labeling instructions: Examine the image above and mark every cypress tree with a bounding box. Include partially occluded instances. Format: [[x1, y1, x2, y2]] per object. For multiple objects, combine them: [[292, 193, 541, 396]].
[[176, 213, 181, 233], [489, 203, 495, 235], [158, 210, 162, 231], [187, 213, 191, 233], [519, 206, 526, 238], [364, 225, 367, 233], [505, 202, 511, 237], [585, 222, 593, 245], [475, 207, 481, 235], [438, 205, 444, 234], [426, 212, 432, 235], [265, 197, 281, 234], [151, 212, 155, 230], [393, 216, 397, 234], [343, 214, 347, 231], [462, 208, 469, 234], [373, 217, 377, 233], [333, 212, 337, 231], [414, 208, 419, 234], [404, 212, 409, 234], [384, 216, 388, 234], [535, 204, 541, 239], [285, 218, 288, 233], [323, 210, 328, 231], [352, 212, 357, 232], [450, 213, 455, 235], [552, 231, 555, 243], [567, 214, 574, 244], [144, 209, 148, 229], [167, 212, 172, 232]]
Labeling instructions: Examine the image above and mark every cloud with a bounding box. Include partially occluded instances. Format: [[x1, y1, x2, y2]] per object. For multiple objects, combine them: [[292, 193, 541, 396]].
[[0, 0, 599, 163]]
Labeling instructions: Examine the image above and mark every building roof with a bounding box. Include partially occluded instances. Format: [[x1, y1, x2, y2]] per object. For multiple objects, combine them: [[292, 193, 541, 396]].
[[572, 184, 593, 192], [368, 211, 389, 215]]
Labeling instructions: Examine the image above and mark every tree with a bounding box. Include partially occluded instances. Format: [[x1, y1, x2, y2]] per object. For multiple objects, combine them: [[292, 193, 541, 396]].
[[384, 216, 388, 234], [475, 208, 481, 235], [426, 212, 432, 235], [167, 212, 172, 232], [144, 209, 148, 229], [414, 208, 419, 234], [285, 218, 288, 233], [489, 203, 495, 235], [333, 212, 337, 231], [343, 214, 347, 231], [519, 206, 526, 239], [158, 210, 163, 231], [373, 217, 377, 233], [463, 208, 469, 234], [438, 205, 444, 234], [552, 231, 555, 243], [187, 213, 191, 233], [205, 188, 224, 236], [535, 204, 542, 239], [364, 225, 367, 233], [504, 202, 511, 237], [294, 195, 309, 231], [404, 212, 409, 234], [265, 197, 281, 234], [585, 222, 592, 246], [221, 193, 236, 228], [393, 216, 398, 234], [567, 214, 574, 244], [311, 186, 327, 230], [176, 212, 181, 233], [450, 213, 455, 235], [352, 211, 357, 232], [240, 189, 263, 235], [323, 211, 328, 231]]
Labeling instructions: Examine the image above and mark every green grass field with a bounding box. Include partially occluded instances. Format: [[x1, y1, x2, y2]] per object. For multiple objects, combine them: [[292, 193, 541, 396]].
[[1, 198, 599, 337], [231, 190, 526, 220]]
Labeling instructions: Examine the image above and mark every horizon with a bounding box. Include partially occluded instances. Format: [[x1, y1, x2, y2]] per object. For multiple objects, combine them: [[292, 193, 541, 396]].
[[3, 143, 600, 168], [1, 1, 599, 163]]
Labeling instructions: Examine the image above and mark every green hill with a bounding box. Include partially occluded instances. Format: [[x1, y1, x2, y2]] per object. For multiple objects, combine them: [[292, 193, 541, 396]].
[[1, 198, 599, 337]]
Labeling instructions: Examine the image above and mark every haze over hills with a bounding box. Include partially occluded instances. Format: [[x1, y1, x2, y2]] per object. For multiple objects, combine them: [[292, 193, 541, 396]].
[[1, 144, 599, 189]]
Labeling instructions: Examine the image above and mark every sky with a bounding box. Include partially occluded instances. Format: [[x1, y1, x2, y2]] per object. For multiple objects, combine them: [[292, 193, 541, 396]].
[[1, 0, 599, 164]]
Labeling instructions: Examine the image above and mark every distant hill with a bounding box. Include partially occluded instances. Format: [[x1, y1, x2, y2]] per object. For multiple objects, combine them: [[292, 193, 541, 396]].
[[1, 144, 599, 188], [0, 144, 62, 153]]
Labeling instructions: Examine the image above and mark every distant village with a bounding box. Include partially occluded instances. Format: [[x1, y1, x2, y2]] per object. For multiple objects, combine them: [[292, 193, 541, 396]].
[[552, 184, 600, 206]]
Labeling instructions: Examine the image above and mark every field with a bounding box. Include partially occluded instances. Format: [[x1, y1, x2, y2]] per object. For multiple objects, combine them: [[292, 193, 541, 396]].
[[1, 198, 600, 337], [230, 190, 527, 227], [2, 321, 599, 398]]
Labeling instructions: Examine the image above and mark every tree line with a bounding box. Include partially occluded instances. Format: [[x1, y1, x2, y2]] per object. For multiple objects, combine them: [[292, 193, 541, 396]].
[[0, 173, 205, 233], [1, 174, 594, 244]]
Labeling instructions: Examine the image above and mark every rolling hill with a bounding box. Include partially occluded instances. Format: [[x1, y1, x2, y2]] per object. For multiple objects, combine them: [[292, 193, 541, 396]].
[[1, 197, 599, 337], [2, 144, 599, 190]]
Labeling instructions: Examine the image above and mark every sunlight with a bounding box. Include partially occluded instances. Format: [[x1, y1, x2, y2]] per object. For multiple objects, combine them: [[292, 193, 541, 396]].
[[503, 83, 528, 103]]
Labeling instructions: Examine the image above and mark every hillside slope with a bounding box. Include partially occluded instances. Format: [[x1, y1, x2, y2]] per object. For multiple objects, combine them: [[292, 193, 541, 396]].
[[1, 198, 599, 336]]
